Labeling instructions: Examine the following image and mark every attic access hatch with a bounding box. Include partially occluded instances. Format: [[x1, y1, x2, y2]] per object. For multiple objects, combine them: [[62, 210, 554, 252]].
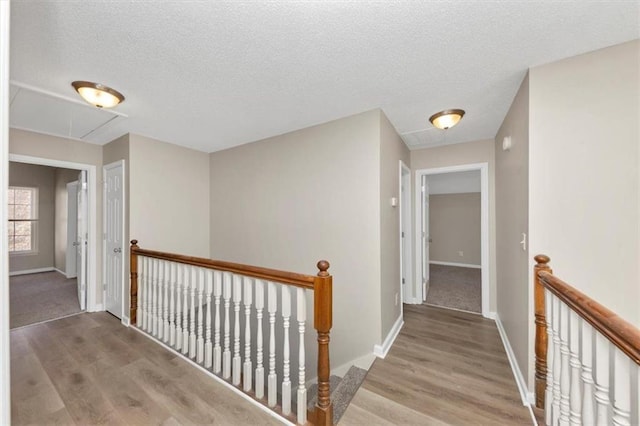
[[9, 81, 128, 143]]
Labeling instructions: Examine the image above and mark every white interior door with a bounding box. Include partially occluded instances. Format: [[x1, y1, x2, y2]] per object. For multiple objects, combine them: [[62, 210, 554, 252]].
[[104, 161, 124, 319], [66, 181, 78, 279], [400, 165, 411, 304], [77, 170, 88, 310], [422, 175, 430, 301]]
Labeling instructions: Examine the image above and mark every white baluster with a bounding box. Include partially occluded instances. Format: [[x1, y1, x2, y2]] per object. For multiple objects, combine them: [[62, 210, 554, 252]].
[[581, 321, 595, 425], [552, 293, 562, 425], [612, 348, 631, 426], [175, 263, 183, 350], [204, 270, 213, 369], [163, 261, 170, 342], [189, 266, 197, 358], [213, 271, 222, 374], [181, 264, 190, 355], [634, 365, 640, 426], [282, 285, 292, 415], [169, 262, 176, 346], [196, 268, 205, 364], [232, 274, 242, 385], [559, 302, 571, 425], [222, 272, 232, 379], [136, 256, 143, 328], [268, 282, 278, 407], [569, 310, 582, 425], [157, 259, 164, 340], [140, 257, 147, 330], [243, 277, 253, 392], [594, 333, 611, 425], [296, 288, 307, 425], [152, 258, 159, 337], [255, 280, 265, 399], [545, 290, 555, 426]]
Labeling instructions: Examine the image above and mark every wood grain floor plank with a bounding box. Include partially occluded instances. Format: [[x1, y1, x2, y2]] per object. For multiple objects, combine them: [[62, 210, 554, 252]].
[[343, 304, 533, 426], [11, 312, 276, 425]]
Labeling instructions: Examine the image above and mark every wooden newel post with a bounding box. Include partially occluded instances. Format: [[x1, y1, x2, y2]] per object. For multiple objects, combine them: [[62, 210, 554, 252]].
[[534, 254, 551, 409], [130, 240, 139, 324], [313, 260, 333, 426]]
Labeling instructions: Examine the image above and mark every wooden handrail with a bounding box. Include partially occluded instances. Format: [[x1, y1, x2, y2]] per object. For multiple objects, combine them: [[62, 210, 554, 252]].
[[533, 254, 640, 408], [130, 240, 333, 425], [131, 240, 316, 290]]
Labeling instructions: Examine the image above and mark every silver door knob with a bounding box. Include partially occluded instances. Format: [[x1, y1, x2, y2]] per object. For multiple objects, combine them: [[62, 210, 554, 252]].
[[113, 248, 121, 253]]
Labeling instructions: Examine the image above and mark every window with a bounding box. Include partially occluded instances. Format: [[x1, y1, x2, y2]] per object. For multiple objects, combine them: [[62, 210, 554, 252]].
[[8, 187, 38, 253]]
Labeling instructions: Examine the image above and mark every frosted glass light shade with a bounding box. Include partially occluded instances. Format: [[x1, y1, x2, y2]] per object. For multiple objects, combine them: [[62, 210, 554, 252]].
[[429, 109, 465, 130], [72, 81, 124, 108]]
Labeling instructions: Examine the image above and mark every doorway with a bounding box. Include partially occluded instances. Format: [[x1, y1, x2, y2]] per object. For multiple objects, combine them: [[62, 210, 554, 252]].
[[7, 161, 90, 327], [415, 163, 490, 317], [8, 154, 99, 313]]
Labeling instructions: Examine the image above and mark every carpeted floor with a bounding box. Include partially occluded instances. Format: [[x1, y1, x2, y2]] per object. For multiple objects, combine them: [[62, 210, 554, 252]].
[[425, 264, 481, 313], [10, 271, 81, 328]]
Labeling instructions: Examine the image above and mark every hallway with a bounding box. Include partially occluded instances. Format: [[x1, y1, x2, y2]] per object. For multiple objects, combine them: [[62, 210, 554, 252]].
[[341, 304, 533, 425]]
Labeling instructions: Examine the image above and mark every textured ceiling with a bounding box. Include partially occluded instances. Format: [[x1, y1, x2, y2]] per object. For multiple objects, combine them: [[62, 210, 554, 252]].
[[9, 1, 640, 152]]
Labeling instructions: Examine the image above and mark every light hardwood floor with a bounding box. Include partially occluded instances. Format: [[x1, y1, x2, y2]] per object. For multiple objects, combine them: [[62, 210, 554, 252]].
[[11, 306, 534, 425], [341, 304, 534, 425], [10, 312, 281, 425]]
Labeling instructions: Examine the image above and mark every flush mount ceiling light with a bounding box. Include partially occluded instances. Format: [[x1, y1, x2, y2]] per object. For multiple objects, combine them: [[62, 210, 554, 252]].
[[71, 81, 125, 108], [429, 109, 465, 130]]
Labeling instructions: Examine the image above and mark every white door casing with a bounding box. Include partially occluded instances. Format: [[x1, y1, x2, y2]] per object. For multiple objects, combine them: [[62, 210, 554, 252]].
[[414, 163, 490, 317], [66, 181, 78, 279], [77, 170, 88, 310], [422, 175, 430, 301], [103, 160, 125, 320], [400, 161, 412, 304]]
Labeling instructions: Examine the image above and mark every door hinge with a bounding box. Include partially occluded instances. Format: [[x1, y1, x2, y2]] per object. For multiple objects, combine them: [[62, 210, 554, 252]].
[[103, 283, 107, 290], [402, 278, 405, 284], [401, 231, 404, 238]]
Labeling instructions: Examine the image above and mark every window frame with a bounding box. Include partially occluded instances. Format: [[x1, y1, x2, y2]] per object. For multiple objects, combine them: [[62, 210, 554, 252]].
[[8, 186, 38, 255]]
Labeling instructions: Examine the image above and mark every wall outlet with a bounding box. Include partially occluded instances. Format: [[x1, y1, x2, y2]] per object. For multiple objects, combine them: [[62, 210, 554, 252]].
[[458, 251, 464, 257], [395, 293, 398, 306]]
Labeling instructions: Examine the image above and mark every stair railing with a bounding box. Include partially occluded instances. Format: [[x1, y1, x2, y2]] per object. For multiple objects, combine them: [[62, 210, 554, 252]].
[[130, 240, 333, 425], [534, 255, 640, 426]]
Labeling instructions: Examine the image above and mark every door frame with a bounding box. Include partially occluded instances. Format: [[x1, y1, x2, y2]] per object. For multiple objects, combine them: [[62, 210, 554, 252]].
[[66, 180, 78, 278], [414, 162, 490, 317], [9, 154, 99, 312], [102, 160, 126, 324], [399, 160, 412, 306]]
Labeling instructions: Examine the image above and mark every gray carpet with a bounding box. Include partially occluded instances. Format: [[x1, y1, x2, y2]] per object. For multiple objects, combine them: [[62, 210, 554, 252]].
[[425, 264, 481, 313], [10, 271, 81, 328]]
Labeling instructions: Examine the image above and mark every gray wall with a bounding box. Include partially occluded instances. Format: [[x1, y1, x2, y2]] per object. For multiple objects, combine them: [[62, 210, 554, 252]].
[[209, 109, 382, 371], [379, 111, 410, 340], [429, 192, 481, 265], [529, 40, 639, 328], [411, 139, 497, 312], [8, 162, 55, 272], [495, 72, 530, 390], [54, 168, 80, 273], [129, 134, 210, 258]]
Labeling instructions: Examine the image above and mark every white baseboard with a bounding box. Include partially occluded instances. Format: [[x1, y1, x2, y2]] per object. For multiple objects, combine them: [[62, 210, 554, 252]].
[[9, 266, 56, 276], [485, 311, 497, 320], [373, 314, 404, 359], [494, 313, 534, 406], [429, 261, 481, 269]]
